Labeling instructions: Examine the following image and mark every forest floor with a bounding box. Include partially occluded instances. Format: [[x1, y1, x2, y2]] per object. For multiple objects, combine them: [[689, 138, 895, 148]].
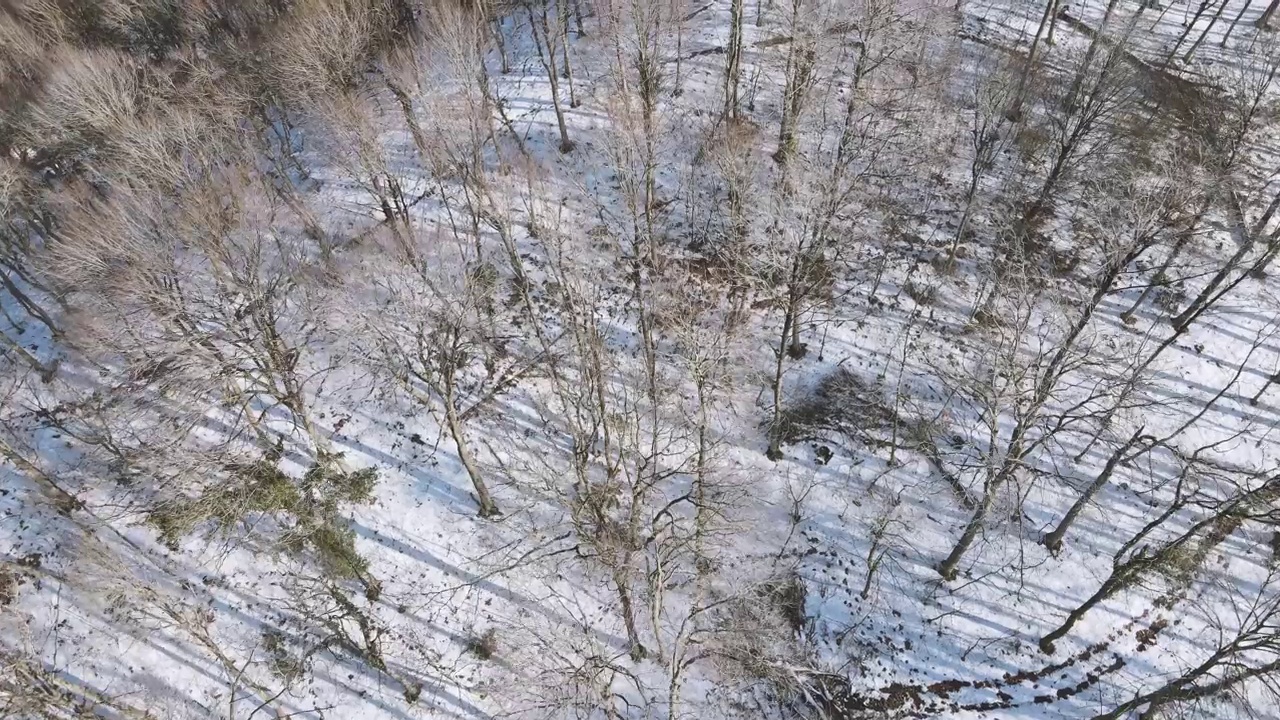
[[5, 1, 1280, 719]]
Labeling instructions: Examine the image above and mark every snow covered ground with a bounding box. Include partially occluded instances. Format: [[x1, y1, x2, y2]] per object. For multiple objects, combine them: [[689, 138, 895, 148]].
[[5, 0, 1280, 718]]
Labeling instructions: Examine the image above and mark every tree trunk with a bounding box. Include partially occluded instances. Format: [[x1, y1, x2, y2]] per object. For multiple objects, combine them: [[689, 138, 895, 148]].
[[1040, 561, 1136, 652], [1009, 0, 1059, 119], [559, 0, 579, 108], [775, 38, 815, 166], [1075, 325, 1185, 462], [766, 302, 795, 461], [0, 266, 59, 338], [493, 18, 511, 73], [614, 566, 647, 660], [774, 0, 815, 168], [952, 240, 1144, 575], [1258, 0, 1280, 29], [1046, 0, 1065, 45], [724, 0, 744, 117], [445, 381, 499, 518], [693, 385, 711, 571], [1121, 212, 1202, 323], [1171, 242, 1251, 330], [1042, 479, 1274, 652], [529, 3, 574, 152], [1065, 0, 1123, 106], [1043, 427, 1146, 554], [1167, 0, 1216, 62], [937, 475, 999, 580], [1220, 0, 1256, 46], [1092, 657, 1280, 720], [789, 306, 805, 357], [0, 331, 56, 379], [1182, 0, 1230, 62], [1250, 243, 1280, 278]]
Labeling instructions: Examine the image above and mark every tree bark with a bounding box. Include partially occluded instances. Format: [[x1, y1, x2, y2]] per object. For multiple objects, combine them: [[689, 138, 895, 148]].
[[1043, 427, 1146, 554], [1182, 0, 1230, 62], [946, 236, 1148, 577], [1046, 0, 1066, 45], [725, 0, 744, 117], [1220, 0, 1256, 46], [1043, 478, 1278, 652], [774, 0, 814, 167], [445, 387, 499, 518], [614, 566, 647, 660], [0, 266, 59, 338], [937, 475, 999, 580], [1121, 207, 1204, 323], [766, 301, 795, 461], [1009, 0, 1059, 119], [528, 2, 574, 152], [1257, 0, 1280, 29], [1172, 195, 1252, 331], [1039, 562, 1135, 652], [1092, 657, 1280, 720], [1167, 0, 1216, 62]]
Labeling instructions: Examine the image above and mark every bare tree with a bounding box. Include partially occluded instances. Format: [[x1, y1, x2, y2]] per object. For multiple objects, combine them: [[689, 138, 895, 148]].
[[947, 53, 1019, 261], [1220, 0, 1258, 47], [0, 160, 62, 357], [53, 140, 335, 459], [1181, 0, 1231, 62], [358, 223, 537, 518], [752, 0, 932, 460], [1092, 565, 1280, 719], [527, 0, 576, 152], [1260, 0, 1280, 29], [1041, 457, 1279, 653], [1047, 311, 1268, 553], [975, 25, 1142, 321], [1168, 0, 1222, 61], [724, 0, 746, 117], [771, 0, 823, 167], [934, 156, 1182, 580], [1166, 44, 1280, 331]]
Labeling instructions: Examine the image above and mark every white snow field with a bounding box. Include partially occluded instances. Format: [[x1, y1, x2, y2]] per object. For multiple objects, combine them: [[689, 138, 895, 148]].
[[5, 0, 1280, 718]]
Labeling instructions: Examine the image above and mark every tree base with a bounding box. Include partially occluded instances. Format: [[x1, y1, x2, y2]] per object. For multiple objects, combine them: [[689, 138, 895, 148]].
[[1041, 535, 1062, 557]]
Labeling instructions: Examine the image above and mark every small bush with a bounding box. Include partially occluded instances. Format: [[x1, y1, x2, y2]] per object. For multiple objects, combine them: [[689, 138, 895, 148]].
[[305, 516, 368, 580], [903, 279, 937, 306], [148, 458, 302, 548], [303, 463, 379, 507], [148, 459, 376, 581], [466, 628, 499, 660], [119, 0, 185, 59], [778, 367, 895, 445], [0, 569, 16, 605], [150, 506, 193, 550], [1155, 285, 1184, 313], [262, 629, 305, 681], [403, 681, 424, 703], [760, 573, 808, 635]]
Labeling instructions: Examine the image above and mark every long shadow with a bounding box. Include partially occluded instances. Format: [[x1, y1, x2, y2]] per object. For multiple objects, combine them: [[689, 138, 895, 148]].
[[334, 432, 480, 515], [49, 664, 214, 720], [203, 562, 493, 718], [349, 519, 629, 653]]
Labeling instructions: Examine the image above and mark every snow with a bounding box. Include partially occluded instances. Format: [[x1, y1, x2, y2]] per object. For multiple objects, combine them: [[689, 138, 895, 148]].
[[5, 1, 1280, 719]]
